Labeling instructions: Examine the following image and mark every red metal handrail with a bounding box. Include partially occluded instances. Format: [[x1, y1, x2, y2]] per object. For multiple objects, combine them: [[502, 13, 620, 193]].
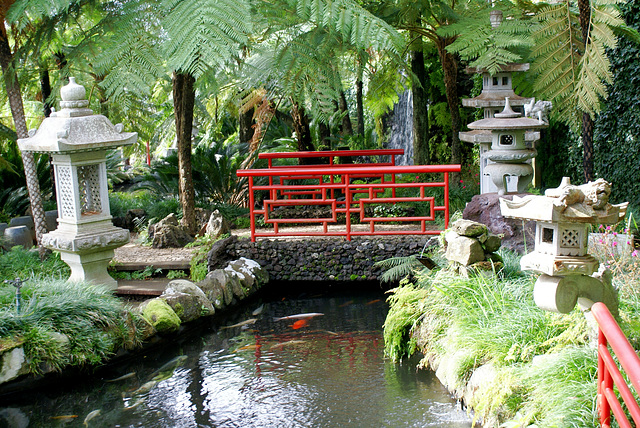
[[591, 302, 640, 428], [259, 149, 404, 165], [237, 164, 460, 241]]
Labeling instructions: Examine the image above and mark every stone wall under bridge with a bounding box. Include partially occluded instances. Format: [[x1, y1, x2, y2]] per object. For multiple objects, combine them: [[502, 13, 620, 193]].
[[208, 235, 435, 282]]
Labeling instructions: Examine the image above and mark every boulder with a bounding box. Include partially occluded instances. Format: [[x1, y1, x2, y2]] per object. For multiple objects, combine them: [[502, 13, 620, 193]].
[[165, 279, 214, 316], [45, 210, 58, 232], [149, 213, 194, 248], [226, 257, 268, 291], [450, 219, 488, 238], [206, 235, 236, 270], [2, 226, 33, 250], [141, 298, 181, 334], [205, 210, 231, 239], [9, 216, 35, 242], [198, 269, 233, 309], [195, 207, 213, 232], [463, 193, 535, 254], [224, 268, 247, 300], [0, 338, 29, 384], [481, 234, 502, 253], [445, 235, 485, 266], [161, 291, 202, 323]]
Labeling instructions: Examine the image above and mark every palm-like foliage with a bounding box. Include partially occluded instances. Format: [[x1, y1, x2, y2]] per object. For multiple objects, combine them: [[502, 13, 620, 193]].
[[531, 0, 629, 127], [192, 141, 256, 206], [441, 6, 534, 75], [247, 0, 403, 127]]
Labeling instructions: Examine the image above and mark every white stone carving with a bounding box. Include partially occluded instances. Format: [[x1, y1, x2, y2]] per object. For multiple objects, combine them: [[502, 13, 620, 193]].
[[16, 78, 137, 290]]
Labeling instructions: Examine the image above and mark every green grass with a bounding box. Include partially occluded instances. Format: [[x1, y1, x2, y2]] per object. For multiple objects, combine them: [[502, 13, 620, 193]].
[[383, 254, 602, 427], [0, 279, 144, 373], [0, 246, 70, 283]]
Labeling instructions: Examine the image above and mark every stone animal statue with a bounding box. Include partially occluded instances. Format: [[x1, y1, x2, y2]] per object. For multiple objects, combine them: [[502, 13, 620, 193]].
[[524, 99, 553, 123], [544, 177, 612, 211]]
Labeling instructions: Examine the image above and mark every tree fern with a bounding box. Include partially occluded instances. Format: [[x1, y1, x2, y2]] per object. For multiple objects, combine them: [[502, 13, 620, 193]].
[[295, 0, 402, 53], [441, 8, 534, 76], [375, 255, 424, 283], [531, 0, 625, 128], [161, 0, 251, 78]]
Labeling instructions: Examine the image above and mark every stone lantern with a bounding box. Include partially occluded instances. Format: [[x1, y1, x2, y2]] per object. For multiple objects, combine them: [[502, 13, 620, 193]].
[[17, 78, 137, 289], [460, 10, 546, 194], [500, 177, 627, 315], [466, 99, 547, 195]]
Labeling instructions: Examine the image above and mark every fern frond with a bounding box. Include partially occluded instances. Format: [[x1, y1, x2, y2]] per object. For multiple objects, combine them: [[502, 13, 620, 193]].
[[162, 0, 251, 78], [444, 9, 534, 75], [296, 0, 402, 53], [376, 256, 423, 283]]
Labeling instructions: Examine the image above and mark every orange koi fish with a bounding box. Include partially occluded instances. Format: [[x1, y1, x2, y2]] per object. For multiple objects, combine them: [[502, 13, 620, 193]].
[[291, 319, 310, 329]]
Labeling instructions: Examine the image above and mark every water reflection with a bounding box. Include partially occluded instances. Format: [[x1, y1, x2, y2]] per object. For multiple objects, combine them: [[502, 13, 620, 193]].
[[0, 289, 472, 428]]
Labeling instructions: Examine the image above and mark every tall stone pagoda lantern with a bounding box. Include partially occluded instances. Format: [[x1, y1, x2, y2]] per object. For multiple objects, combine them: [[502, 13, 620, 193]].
[[17, 78, 137, 289], [500, 178, 626, 315], [460, 10, 545, 194], [466, 98, 547, 195]]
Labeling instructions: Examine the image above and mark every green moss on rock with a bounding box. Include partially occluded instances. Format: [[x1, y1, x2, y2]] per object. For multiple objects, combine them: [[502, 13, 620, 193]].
[[142, 298, 181, 334]]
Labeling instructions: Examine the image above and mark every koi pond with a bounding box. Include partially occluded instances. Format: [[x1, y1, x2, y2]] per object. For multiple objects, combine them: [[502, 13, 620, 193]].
[[0, 285, 473, 427]]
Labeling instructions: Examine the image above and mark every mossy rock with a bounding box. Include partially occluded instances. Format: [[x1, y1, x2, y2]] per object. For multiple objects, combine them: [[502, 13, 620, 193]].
[[142, 298, 181, 334], [450, 219, 488, 238]]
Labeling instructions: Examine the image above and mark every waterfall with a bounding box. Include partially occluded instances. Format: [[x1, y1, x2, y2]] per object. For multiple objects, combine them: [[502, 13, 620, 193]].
[[387, 90, 414, 165]]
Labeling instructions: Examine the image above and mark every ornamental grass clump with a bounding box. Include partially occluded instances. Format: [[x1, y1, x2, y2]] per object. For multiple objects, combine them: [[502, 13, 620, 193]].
[[0, 279, 144, 374], [383, 256, 600, 427], [0, 246, 70, 282]]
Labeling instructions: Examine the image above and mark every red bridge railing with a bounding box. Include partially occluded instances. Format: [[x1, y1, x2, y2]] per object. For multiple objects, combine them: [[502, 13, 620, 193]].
[[591, 302, 640, 427], [259, 149, 404, 167], [236, 162, 461, 241]]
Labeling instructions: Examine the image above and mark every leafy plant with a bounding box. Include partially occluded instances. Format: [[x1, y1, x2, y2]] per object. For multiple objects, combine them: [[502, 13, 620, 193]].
[[167, 270, 188, 279], [382, 252, 605, 426], [0, 279, 142, 373], [187, 233, 228, 282], [109, 265, 161, 281]]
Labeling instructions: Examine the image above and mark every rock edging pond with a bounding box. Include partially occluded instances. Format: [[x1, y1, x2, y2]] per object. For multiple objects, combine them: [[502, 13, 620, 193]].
[[0, 257, 269, 389]]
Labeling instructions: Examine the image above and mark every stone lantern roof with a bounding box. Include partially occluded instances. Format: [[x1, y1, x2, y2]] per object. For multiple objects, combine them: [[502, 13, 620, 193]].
[[17, 78, 136, 154], [467, 99, 548, 131], [500, 178, 628, 225]]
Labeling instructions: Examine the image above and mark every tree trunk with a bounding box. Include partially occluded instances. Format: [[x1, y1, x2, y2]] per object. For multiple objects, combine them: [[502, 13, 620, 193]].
[[411, 36, 429, 165], [239, 105, 255, 145], [318, 121, 331, 149], [339, 90, 353, 136], [40, 66, 57, 203], [0, 22, 48, 249], [578, 0, 594, 182], [356, 78, 364, 137], [290, 100, 315, 164], [172, 71, 197, 235], [438, 38, 462, 181]]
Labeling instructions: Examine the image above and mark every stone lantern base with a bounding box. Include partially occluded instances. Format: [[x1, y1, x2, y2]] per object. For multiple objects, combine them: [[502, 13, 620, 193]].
[[41, 224, 129, 291], [60, 249, 118, 290]]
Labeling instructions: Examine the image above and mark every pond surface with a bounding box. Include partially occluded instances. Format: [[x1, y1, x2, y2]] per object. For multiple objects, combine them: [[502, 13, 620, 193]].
[[0, 286, 473, 428]]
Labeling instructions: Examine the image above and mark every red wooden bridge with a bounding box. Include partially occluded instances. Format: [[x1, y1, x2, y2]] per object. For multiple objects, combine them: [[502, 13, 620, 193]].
[[237, 149, 461, 241]]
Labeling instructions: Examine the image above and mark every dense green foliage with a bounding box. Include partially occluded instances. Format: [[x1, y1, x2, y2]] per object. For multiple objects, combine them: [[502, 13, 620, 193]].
[[0, 246, 70, 282], [382, 242, 640, 426], [594, 1, 640, 208], [0, 278, 142, 373]]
